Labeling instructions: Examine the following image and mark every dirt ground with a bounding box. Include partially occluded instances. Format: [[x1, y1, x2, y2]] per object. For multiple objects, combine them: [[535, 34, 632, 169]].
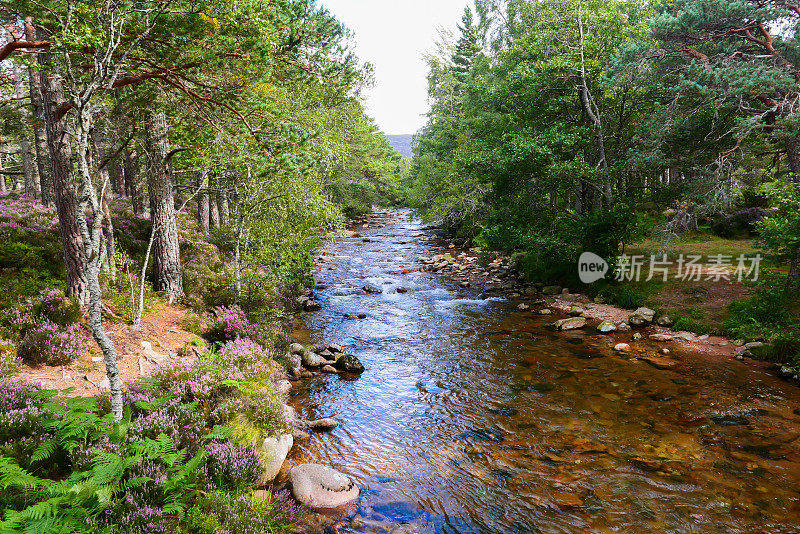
[[15, 303, 201, 395]]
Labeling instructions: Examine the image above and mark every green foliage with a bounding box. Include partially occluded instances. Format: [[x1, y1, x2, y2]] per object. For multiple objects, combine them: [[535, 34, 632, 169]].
[[756, 186, 800, 263], [726, 271, 800, 349]]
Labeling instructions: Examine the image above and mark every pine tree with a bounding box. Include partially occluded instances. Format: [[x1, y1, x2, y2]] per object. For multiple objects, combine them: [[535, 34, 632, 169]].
[[451, 8, 481, 87], [652, 0, 800, 288]]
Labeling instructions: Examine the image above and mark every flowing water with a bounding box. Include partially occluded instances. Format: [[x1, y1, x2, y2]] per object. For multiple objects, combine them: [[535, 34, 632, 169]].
[[290, 209, 800, 534]]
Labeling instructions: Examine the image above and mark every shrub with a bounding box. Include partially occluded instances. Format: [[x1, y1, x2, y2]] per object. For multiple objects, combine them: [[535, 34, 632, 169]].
[[712, 207, 771, 238], [203, 440, 262, 490], [187, 490, 302, 534], [129, 398, 209, 453], [726, 271, 799, 365], [218, 338, 276, 380], [0, 343, 21, 377], [244, 385, 291, 438], [17, 320, 90, 366], [34, 288, 82, 326], [207, 305, 260, 344]]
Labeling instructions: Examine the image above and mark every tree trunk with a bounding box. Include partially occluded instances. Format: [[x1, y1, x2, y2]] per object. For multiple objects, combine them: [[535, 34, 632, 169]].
[[0, 155, 6, 194], [11, 61, 38, 198], [786, 136, 800, 290], [197, 172, 210, 233], [145, 111, 184, 301], [92, 129, 117, 281], [25, 17, 52, 206], [209, 193, 221, 229], [125, 149, 146, 216], [217, 189, 229, 226], [39, 55, 88, 305]]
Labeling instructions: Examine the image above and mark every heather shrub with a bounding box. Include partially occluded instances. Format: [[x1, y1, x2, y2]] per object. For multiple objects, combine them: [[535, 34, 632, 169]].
[[33, 288, 82, 326], [203, 440, 262, 490], [187, 490, 302, 534], [244, 385, 292, 438], [17, 320, 90, 366], [206, 305, 260, 344], [95, 492, 173, 534], [217, 338, 276, 381]]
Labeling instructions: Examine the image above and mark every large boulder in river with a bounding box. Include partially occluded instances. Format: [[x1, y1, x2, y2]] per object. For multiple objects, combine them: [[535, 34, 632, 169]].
[[334, 354, 365, 374], [362, 283, 382, 294], [302, 351, 330, 368], [257, 434, 293, 486], [553, 317, 586, 331], [289, 343, 305, 355], [290, 463, 359, 510]]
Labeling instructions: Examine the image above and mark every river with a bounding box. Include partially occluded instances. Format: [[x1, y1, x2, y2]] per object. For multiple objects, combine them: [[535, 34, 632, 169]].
[[290, 209, 800, 534]]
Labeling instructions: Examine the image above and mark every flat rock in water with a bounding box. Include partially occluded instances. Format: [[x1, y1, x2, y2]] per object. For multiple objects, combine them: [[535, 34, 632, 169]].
[[640, 356, 677, 370], [308, 418, 339, 431], [614, 343, 631, 352], [290, 463, 359, 510], [321, 365, 338, 374], [554, 317, 586, 331]]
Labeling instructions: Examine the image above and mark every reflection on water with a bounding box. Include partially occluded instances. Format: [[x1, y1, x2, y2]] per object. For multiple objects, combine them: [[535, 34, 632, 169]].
[[291, 210, 800, 533]]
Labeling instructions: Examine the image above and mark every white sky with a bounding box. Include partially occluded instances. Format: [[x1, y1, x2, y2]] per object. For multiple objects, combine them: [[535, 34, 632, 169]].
[[321, 0, 470, 135]]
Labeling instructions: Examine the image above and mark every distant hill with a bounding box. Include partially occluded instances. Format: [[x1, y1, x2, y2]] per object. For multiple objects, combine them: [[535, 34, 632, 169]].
[[387, 134, 414, 159]]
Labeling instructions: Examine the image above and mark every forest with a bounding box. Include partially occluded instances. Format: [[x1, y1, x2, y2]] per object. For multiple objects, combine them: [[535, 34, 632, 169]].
[[410, 0, 800, 361], [1, 0, 800, 532]]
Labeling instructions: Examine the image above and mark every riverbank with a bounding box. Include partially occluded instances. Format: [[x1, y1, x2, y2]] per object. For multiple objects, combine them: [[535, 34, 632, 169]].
[[416, 240, 800, 385]]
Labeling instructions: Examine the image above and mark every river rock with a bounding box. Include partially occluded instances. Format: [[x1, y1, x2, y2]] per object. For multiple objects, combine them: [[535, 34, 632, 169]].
[[290, 463, 359, 510], [289, 343, 305, 355], [257, 434, 293, 486], [288, 353, 302, 370], [628, 313, 648, 327], [302, 351, 329, 368], [308, 418, 339, 431], [634, 307, 656, 322], [568, 306, 585, 317], [328, 343, 344, 354], [672, 331, 697, 341], [363, 283, 382, 294], [518, 303, 530, 311], [304, 300, 322, 312], [597, 321, 617, 333], [538, 309, 552, 315], [614, 343, 631, 352], [632, 333, 643, 341], [275, 380, 292, 395], [334, 354, 365, 374], [656, 314, 674, 327], [616, 322, 632, 332], [554, 317, 587, 331], [542, 285, 562, 295], [321, 365, 338, 374]]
